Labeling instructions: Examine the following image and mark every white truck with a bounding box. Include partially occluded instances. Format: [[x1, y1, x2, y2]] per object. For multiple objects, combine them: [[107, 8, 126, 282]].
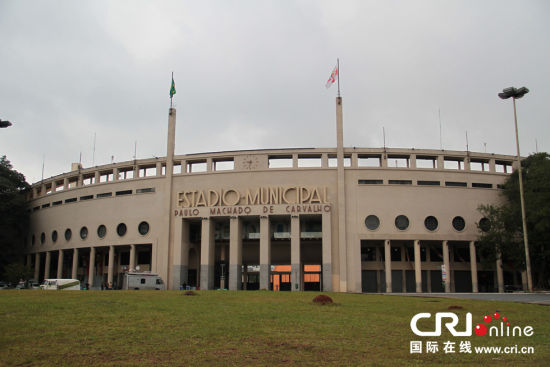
[[40, 279, 81, 290], [122, 272, 165, 290]]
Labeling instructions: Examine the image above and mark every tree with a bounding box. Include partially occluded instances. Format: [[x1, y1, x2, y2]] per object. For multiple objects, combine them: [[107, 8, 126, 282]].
[[0, 156, 30, 278], [477, 152, 550, 289]]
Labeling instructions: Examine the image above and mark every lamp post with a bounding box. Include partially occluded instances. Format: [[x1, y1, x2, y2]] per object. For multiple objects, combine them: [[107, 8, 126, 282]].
[[498, 86, 533, 292]]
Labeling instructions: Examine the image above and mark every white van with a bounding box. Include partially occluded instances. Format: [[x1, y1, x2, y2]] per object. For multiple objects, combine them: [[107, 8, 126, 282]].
[[122, 272, 165, 290], [40, 279, 81, 290]]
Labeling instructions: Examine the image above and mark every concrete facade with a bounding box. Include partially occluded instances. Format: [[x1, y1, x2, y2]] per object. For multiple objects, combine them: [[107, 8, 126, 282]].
[[24, 107, 523, 292]]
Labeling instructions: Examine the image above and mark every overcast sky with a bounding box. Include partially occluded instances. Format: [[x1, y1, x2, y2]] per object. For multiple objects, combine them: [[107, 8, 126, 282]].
[[1, 0, 549, 184]]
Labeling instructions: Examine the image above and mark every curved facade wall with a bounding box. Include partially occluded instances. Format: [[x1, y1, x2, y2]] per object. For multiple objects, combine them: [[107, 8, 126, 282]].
[[25, 146, 520, 293]]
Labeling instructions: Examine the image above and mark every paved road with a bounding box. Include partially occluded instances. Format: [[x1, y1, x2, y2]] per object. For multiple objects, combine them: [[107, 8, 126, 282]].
[[384, 292, 550, 305]]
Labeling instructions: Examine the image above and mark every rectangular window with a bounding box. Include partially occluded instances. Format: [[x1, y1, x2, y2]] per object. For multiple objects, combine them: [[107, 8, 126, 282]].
[[213, 159, 234, 171], [391, 247, 402, 261], [358, 155, 381, 167], [116, 190, 132, 196], [136, 188, 155, 194], [388, 180, 412, 185], [445, 181, 467, 187], [97, 192, 112, 198], [140, 278, 146, 284], [358, 179, 383, 185], [416, 157, 438, 169], [361, 247, 377, 262], [388, 156, 409, 168], [80, 195, 93, 201], [41, 203, 50, 208], [52, 201, 62, 206], [418, 180, 440, 186], [472, 183, 493, 189], [298, 156, 322, 168], [268, 156, 293, 168], [328, 156, 351, 167], [65, 197, 77, 203]]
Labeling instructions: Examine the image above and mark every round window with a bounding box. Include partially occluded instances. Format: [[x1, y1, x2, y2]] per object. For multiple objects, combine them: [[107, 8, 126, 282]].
[[479, 217, 491, 232], [40, 232, 46, 244], [117, 223, 127, 237], [424, 216, 438, 231], [97, 225, 107, 238], [52, 230, 58, 243], [395, 215, 409, 230], [80, 226, 88, 240], [452, 216, 466, 231], [138, 221, 150, 236], [65, 228, 72, 241], [365, 215, 380, 230]]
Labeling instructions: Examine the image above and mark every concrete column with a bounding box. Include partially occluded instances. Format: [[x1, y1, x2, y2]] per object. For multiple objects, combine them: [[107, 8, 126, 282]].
[[469, 241, 478, 293], [57, 250, 64, 278], [63, 178, 69, 190], [172, 219, 190, 289], [489, 158, 496, 173], [442, 241, 451, 293], [34, 253, 40, 280], [113, 167, 119, 181], [200, 218, 215, 290], [133, 165, 139, 179], [351, 153, 358, 168], [384, 240, 392, 292], [321, 153, 329, 168], [291, 215, 301, 291], [336, 96, 348, 292], [77, 174, 83, 187], [464, 156, 471, 171], [229, 217, 243, 291], [206, 158, 213, 172], [72, 248, 78, 279], [292, 154, 298, 168], [259, 216, 271, 290], [409, 154, 417, 169], [156, 161, 162, 176], [437, 156, 444, 170], [129, 244, 136, 271], [322, 211, 332, 292], [414, 240, 421, 293], [107, 245, 115, 287], [88, 247, 96, 289], [44, 251, 51, 280], [496, 249, 504, 293], [94, 170, 100, 184]]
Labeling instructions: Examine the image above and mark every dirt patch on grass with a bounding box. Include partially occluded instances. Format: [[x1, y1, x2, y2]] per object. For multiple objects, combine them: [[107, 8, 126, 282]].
[[183, 290, 198, 296], [312, 295, 333, 305], [448, 305, 464, 310]]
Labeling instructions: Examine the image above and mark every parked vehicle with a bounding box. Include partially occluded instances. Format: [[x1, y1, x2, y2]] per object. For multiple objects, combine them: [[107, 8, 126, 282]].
[[0, 282, 9, 290], [40, 279, 81, 290], [122, 272, 165, 290]]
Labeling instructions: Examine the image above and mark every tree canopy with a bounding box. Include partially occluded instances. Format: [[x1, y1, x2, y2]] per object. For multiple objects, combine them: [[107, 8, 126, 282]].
[[0, 156, 30, 278], [477, 152, 550, 289]]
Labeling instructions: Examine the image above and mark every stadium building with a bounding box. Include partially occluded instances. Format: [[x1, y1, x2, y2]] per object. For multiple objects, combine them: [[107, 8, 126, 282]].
[[24, 98, 525, 292]]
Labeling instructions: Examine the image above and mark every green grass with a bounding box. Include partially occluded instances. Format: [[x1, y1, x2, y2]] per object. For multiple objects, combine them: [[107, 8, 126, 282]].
[[0, 291, 548, 366]]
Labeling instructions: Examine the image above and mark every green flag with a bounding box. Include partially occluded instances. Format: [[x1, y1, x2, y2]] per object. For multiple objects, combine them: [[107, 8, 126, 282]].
[[170, 76, 176, 98]]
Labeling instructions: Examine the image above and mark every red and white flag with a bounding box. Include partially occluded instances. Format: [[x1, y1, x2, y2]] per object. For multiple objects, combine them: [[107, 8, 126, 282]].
[[325, 64, 339, 88]]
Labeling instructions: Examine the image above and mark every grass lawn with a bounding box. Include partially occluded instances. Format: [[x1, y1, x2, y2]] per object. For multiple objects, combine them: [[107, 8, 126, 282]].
[[0, 290, 548, 366]]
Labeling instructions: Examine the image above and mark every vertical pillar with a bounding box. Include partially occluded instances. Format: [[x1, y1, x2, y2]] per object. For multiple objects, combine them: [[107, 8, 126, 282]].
[[496, 249, 504, 293], [129, 244, 136, 271], [336, 96, 348, 292], [414, 240, 421, 293], [229, 217, 243, 291], [156, 161, 162, 176], [113, 167, 119, 181], [88, 247, 96, 289], [34, 253, 40, 280], [44, 251, 51, 280], [94, 170, 100, 184], [72, 248, 79, 279], [57, 250, 64, 278], [469, 241, 478, 293], [107, 245, 114, 288], [259, 216, 271, 290], [291, 215, 301, 291], [521, 271, 528, 292], [322, 212, 332, 292], [200, 218, 215, 290], [442, 241, 451, 293], [384, 240, 392, 293], [173, 219, 190, 289]]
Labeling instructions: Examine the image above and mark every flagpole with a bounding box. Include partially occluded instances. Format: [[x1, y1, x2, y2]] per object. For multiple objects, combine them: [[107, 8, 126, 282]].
[[337, 58, 341, 97], [170, 72, 173, 108]]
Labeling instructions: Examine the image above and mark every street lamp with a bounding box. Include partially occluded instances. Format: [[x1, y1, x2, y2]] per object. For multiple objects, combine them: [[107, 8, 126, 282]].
[[498, 86, 533, 292], [0, 119, 13, 128]]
